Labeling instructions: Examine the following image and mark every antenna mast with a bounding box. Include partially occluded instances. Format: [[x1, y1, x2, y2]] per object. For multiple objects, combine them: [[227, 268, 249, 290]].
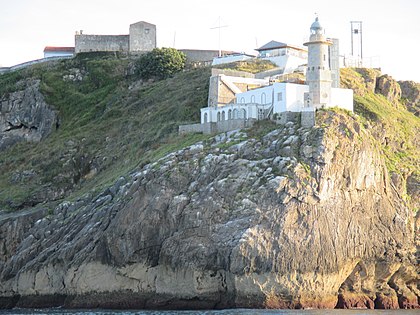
[[210, 17, 228, 57], [350, 21, 363, 66]]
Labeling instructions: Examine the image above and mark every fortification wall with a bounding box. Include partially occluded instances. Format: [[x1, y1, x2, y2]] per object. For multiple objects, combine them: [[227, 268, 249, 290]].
[[75, 35, 129, 53], [129, 22, 156, 52]]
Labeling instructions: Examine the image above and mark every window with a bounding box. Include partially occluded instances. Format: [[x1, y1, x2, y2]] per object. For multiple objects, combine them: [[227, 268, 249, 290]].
[[228, 109, 232, 120], [277, 92, 283, 101], [217, 112, 221, 122], [233, 109, 238, 119], [222, 111, 226, 121], [323, 54, 326, 61], [204, 113, 208, 123], [261, 93, 266, 105], [251, 95, 255, 103]]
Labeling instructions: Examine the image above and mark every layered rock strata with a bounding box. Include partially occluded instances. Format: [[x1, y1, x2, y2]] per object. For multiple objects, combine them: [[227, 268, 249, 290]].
[[0, 112, 418, 309]]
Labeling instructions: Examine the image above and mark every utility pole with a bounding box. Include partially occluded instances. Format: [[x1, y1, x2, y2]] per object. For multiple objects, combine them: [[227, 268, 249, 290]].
[[210, 17, 228, 57]]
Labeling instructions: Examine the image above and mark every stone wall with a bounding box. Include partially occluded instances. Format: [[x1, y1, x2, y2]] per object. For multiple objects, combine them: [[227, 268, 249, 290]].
[[75, 35, 129, 53], [301, 110, 316, 128], [178, 123, 202, 135], [129, 22, 156, 52], [180, 50, 222, 63], [179, 119, 255, 135]]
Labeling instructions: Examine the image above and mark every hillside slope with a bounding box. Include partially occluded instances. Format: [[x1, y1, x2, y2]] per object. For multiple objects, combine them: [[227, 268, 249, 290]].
[[0, 53, 210, 211], [0, 58, 418, 309]]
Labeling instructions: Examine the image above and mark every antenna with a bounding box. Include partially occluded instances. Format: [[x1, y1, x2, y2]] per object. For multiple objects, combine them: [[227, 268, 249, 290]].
[[350, 21, 363, 66], [173, 31, 177, 48], [210, 16, 228, 57]]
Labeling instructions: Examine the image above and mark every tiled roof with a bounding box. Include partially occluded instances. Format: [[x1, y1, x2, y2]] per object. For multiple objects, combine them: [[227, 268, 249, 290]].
[[44, 46, 75, 52]]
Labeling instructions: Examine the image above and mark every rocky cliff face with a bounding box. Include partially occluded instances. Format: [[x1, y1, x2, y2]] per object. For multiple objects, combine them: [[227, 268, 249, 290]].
[[0, 79, 58, 151], [399, 80, 420, 117], [0, 111, 418, 309]]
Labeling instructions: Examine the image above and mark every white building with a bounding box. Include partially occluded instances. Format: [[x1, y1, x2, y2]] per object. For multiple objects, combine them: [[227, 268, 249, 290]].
[[256, 41, 308, 74], [181, 17, 354, 134]]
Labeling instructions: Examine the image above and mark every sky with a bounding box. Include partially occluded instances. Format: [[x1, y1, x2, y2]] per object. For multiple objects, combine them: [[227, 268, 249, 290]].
[[1, 0, 419, 82]]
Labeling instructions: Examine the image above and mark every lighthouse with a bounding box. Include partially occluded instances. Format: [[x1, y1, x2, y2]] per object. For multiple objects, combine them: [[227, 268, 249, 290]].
[[304, 17, 332, 109]]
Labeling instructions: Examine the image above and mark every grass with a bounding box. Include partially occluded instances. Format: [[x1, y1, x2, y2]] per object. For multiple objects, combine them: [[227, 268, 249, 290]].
[[353, 92, 419, 175], [1, 61, 418, 212], [0, 53, 210, 211], [214, 59, 277, 74]]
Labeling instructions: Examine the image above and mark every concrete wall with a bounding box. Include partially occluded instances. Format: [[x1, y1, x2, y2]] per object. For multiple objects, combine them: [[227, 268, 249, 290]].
[[129, 21, 156, 52], [211, 68, 255, 78], [275, 111, 300, 125], [254, 67, 284, 79], [180, 50, 221, 62], [265, 55, 307, 74], [44, 51, 74, 58], [0, 56, 73, 74], [212, 54, 253, 66], [330, 88, 354, 111], [178, 123, 203, 135], [75, 35, 129, 53], [301, 110, 316, 128], [179, 119, 255, 135], [284, 83, 309, 112]]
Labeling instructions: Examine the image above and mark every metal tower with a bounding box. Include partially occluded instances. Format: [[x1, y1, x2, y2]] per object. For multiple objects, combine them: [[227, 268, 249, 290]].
[[350, 21, 363, 66]]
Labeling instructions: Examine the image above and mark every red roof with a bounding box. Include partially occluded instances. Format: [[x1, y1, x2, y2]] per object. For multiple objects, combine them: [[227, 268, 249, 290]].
[[44, 46, 75, 52]]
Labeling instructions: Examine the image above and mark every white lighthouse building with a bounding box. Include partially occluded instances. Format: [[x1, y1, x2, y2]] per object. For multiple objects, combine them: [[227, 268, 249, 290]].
[[304, 17, 332, 109], [180, 17, 354, 135]]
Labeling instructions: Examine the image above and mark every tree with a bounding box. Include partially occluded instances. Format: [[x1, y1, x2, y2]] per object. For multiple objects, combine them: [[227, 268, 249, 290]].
[[135, 48, 186, 80]]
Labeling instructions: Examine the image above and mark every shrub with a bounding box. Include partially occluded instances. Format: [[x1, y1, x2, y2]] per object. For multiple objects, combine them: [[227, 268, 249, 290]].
[[135, 48, 186, 80]]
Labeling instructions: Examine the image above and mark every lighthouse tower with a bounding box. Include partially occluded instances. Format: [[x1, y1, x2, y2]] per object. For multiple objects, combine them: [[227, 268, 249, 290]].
[[304, 17, 332, 109]]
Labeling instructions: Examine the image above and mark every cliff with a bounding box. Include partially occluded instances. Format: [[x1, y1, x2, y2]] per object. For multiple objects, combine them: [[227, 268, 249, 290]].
[[0, 58, 418, 309]]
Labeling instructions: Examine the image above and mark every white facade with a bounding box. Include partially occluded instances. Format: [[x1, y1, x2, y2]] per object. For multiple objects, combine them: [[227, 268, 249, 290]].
[[198, 17, 354, 129], [257, 42, 308, 74], [330, 88, 354, 111]]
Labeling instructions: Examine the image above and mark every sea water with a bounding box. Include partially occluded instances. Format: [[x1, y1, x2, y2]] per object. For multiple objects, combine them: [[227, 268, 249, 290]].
[[0, 309, 418, 315]]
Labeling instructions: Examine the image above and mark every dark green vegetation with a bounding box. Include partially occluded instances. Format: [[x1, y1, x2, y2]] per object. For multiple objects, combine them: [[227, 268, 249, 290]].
[[135, 48, 186, 80], [0, 53, 209, 211]]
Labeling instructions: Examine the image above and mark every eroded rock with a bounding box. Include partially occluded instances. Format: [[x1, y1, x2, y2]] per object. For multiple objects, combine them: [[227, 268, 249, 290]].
[[0, 112, 418, 310], [0, 79, 58, 151]]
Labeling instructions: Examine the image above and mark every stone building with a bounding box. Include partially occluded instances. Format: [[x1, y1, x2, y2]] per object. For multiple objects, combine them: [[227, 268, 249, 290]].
[[75, 21, 156, 53]]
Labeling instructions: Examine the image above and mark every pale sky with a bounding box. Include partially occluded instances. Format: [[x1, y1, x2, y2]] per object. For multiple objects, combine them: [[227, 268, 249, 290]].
[[1, 0, 419, 82]]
